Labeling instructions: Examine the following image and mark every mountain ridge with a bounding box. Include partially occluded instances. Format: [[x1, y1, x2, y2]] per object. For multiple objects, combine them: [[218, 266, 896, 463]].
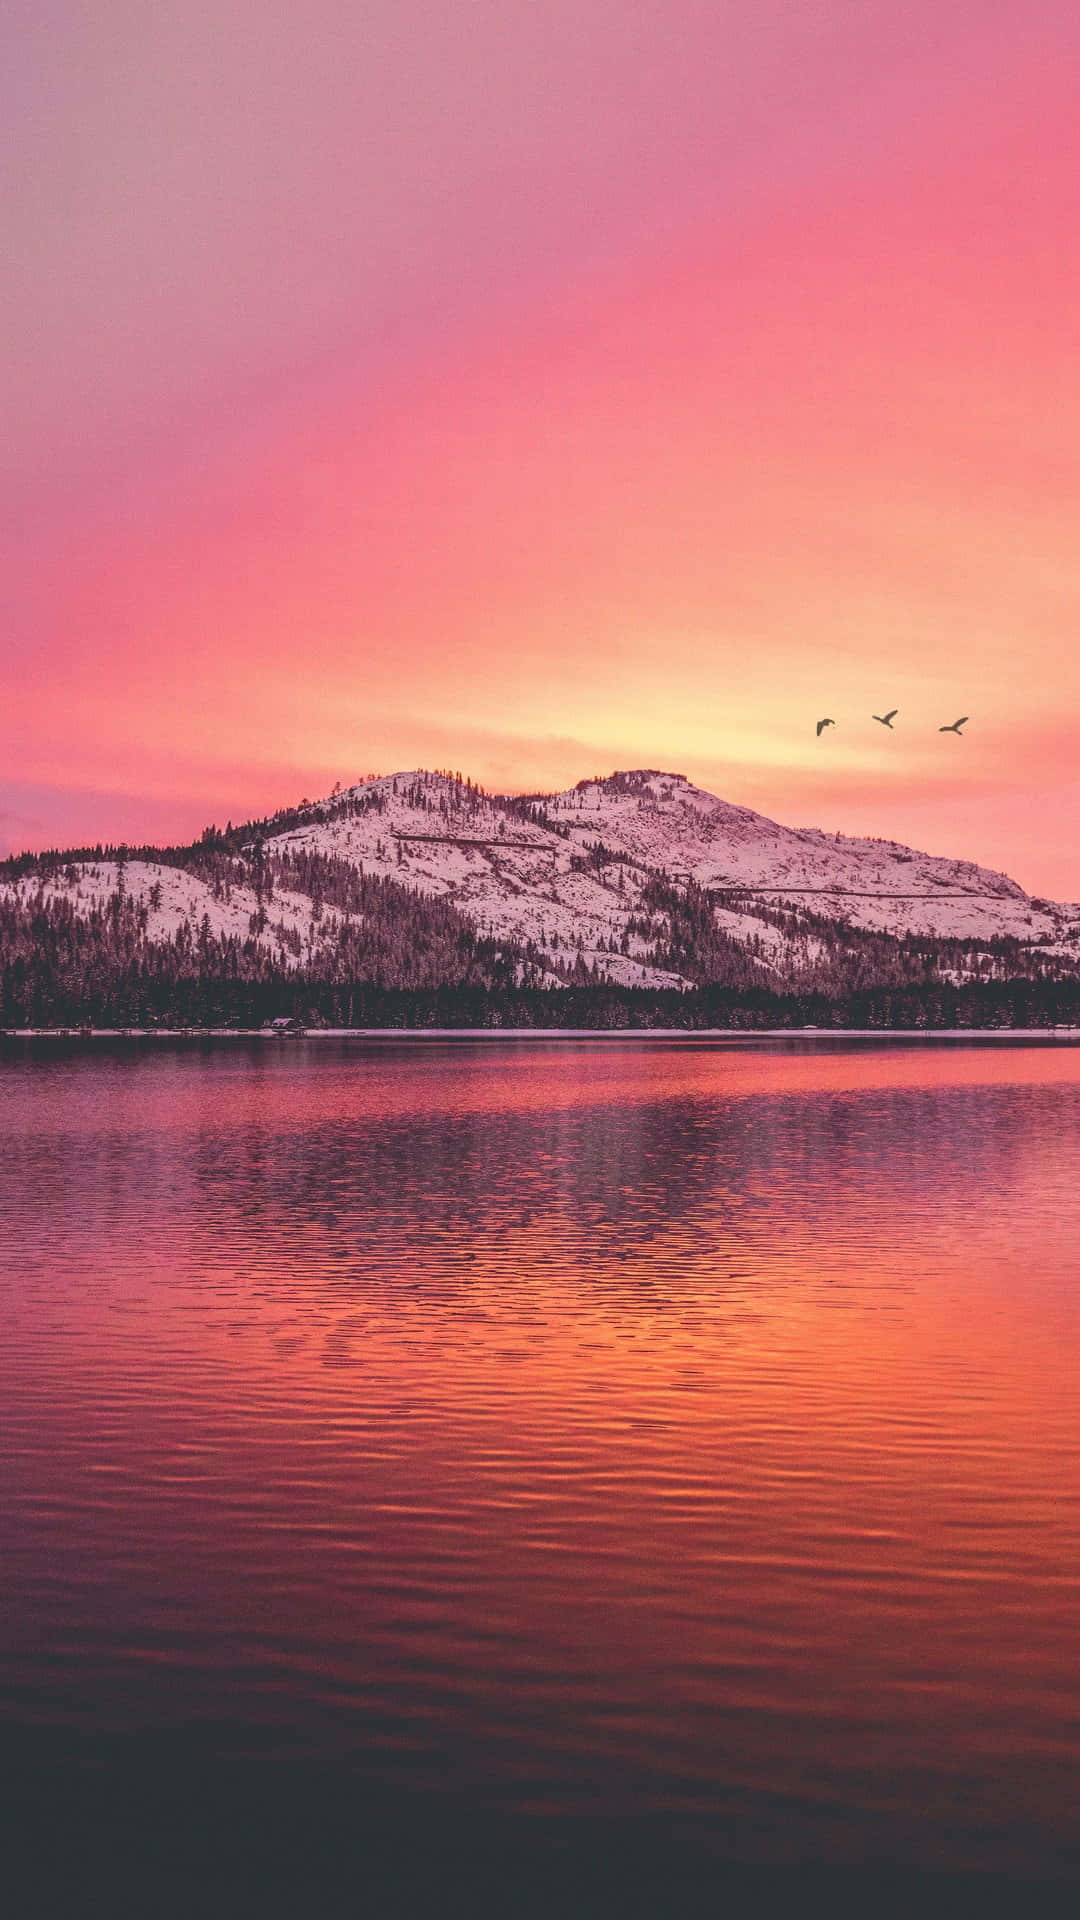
[[3, 768, 1078, 1026]]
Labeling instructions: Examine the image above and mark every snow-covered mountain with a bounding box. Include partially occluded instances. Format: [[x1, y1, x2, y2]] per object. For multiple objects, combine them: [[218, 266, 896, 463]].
[[232, 768, 1080, 986], [4, 768, 1078, 993], [1, 859, 318, 958]]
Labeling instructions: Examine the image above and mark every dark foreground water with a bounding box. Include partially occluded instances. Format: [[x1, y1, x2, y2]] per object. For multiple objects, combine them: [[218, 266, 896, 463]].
[[2, 1036, 1079, 1915]]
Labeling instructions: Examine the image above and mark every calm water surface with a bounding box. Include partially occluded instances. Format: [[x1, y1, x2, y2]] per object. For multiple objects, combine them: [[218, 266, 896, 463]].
[[2, 1037, 1079, 1903]]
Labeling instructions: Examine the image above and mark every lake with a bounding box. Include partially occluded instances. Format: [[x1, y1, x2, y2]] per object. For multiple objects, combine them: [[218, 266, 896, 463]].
[[2, 1036, 1079, 1914]]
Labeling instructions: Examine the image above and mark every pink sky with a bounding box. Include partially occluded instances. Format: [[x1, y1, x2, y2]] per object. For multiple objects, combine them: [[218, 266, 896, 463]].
[[4, 2, 1080, 894]]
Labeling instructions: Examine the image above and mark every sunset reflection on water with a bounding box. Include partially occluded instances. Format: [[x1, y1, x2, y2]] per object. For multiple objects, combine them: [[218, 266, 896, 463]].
[[1, 1037, 1079, 1892]]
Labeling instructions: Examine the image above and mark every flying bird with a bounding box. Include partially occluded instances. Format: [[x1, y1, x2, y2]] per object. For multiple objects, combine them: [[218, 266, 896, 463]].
[[872, 710, 898, 728], [816, 718, 835, 736], [939, 717, 969, 734]]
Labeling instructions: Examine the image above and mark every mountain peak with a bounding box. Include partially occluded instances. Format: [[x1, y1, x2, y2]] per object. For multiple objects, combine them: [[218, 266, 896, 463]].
[[573, 769, 690, 792]]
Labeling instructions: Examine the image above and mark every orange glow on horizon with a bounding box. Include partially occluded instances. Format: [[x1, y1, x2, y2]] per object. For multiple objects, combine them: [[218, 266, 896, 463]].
[[5, 16, 1080, 894]]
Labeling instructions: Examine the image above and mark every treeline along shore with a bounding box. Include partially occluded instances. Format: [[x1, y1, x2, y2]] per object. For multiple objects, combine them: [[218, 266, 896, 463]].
[[4, 976, 1080, 1033]]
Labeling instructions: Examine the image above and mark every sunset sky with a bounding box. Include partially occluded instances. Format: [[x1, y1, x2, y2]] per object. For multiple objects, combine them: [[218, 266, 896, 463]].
[[4, 2, 1080, 894]]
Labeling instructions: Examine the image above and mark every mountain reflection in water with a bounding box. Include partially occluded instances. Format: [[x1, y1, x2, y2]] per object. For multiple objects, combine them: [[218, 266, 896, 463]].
[[1, 1037, 1079, 1910]]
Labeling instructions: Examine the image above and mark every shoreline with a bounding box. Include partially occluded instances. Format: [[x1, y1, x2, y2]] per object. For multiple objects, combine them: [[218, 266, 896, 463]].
[[4, 1026, 1080, 1042]]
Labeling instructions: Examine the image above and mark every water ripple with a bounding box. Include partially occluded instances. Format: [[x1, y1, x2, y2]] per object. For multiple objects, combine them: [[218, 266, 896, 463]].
[[2, 1039, 1080, 1880]]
